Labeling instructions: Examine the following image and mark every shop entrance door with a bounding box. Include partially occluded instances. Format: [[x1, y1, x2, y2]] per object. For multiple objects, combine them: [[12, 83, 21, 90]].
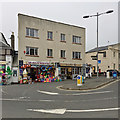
[[67, 67, 72, 79]]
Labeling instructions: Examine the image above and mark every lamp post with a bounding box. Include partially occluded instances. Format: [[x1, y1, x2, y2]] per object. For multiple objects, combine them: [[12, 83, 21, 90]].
[[83, 10, 113, 78]]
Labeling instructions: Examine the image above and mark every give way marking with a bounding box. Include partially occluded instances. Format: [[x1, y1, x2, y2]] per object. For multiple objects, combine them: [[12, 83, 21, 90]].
[[27, 107, 120, 114]]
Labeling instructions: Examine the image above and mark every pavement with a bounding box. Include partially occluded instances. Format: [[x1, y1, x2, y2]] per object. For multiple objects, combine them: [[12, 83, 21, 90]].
[[58, 76, 119, 91]]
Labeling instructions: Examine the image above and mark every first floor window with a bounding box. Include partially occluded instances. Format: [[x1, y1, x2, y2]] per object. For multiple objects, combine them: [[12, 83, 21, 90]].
[[72, 52, 81, 59], [61, 50, 66, 58], [119, 64, 120, 70], [47, 49, 53, 57], [26, 47, 38, 56]]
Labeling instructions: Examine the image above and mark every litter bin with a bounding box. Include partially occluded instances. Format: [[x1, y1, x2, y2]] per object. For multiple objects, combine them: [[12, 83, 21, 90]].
[[77, 75, 82, 86], [113, 71, 117, 79]]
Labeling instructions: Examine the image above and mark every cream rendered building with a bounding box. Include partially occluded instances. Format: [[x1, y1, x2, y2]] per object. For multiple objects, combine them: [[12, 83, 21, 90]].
[[86, 43, 120, 73], [18, 14, 86, 79]]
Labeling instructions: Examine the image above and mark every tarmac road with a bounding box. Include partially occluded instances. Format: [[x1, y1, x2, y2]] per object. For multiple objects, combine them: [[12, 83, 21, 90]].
[[1, 78, 120, 119]]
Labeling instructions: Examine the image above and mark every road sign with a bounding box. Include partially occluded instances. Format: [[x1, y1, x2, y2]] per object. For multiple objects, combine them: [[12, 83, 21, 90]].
[[98, 60, 101, 64]]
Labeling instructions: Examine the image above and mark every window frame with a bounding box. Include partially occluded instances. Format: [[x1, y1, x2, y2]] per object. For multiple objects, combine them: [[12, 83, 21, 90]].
[[72, 52, 81, 59], [72, 35, 81, 44], [61, 50, 66, 58], [26, 47, 38, 56], [47, 49, 53, 57], [26, 27, 39, 38], [60, 34, 66, 42], [47, 31, 53, 40]]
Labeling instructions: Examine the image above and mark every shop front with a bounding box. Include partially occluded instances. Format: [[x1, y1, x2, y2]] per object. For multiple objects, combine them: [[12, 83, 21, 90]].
[[59, 63, 82, 80], [19, 61, 62, 84]]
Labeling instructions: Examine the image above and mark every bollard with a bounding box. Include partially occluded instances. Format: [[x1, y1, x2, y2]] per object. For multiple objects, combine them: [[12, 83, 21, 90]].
[[77, 75, 82, 86]]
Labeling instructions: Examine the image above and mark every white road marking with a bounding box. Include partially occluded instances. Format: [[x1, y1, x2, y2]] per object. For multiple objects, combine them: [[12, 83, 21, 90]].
[[67, 107, 120, 113], [70, 90, 112, 95], [37, 90, 59, 95], [19, 97, 30, 99], [27, 108, 66, 114], [1, 97, 117, 102], [0, 98, 55, 102], [27, 107, 120, 114], [37, 90, 112, 96]]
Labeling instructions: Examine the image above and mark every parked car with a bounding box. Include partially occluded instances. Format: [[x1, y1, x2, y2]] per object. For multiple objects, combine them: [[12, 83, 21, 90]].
[[107, 69, 120, 76]]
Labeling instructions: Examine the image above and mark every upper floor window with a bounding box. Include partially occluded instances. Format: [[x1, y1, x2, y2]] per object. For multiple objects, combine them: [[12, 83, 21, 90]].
[[61, 34, 65, 41], [61, 50, 66, 58], [26, 28, 38, 38], [113, 51, 115, 57], [47, 49, 53, 57], [119, 53, 120, 58], [72, 52, 81, 59], [103, 52, 106, 57], [113, 63, 115, 69], [47, 31, 53, 40], [72, 36, 81, 44], [26, 47, 38, 56]]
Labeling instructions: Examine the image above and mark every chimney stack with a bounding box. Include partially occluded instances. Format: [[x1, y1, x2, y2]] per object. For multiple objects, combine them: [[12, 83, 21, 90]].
[[11, 32, 15, 50]]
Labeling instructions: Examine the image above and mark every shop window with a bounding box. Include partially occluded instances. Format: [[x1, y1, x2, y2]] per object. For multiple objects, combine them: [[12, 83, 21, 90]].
[[26, 28, 38, 37], [72, 52, 81, 59], [47, 31, 53, 40], [61, 50, 66, 58], [75, 68, 79, 74], [47, 49, 53, 57], [61, 68, 65, 74], [61, 34, 65, 41], [72, 35, 81, 44], [26, 47, 38, 56]]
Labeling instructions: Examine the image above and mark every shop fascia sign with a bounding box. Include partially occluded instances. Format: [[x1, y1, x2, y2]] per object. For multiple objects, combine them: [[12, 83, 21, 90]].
[[27, 61, 55, 65], [0, 61, 6, 65]]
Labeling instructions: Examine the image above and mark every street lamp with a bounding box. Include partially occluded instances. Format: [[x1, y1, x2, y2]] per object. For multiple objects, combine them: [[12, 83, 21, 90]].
[[83, 10, 113, 78]]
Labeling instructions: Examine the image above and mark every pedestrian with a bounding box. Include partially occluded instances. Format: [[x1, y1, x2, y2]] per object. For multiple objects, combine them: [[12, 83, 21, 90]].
[[104, 71, 106, 77]]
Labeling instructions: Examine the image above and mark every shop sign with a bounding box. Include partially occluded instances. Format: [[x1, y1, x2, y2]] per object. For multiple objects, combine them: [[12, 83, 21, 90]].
[[31, 65, 40, 68], [27, 61, 54, 65], [0, 61, 6, 65]]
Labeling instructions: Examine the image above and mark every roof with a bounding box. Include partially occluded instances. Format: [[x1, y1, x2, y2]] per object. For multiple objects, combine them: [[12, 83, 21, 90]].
[[86, 43, 120, 53], [18, 13, 85, 29], [86, 46, 108, 53], [0, 32, 12, 50]]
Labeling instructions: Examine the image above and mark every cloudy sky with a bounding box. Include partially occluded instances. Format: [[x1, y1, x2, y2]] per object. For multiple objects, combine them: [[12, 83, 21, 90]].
[[0, 0, 119, 51]]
